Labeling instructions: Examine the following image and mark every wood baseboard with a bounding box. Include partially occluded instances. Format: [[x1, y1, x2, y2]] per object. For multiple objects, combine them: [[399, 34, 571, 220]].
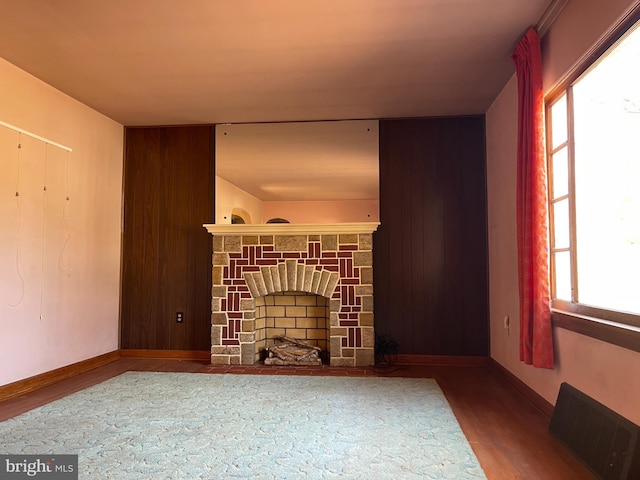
[[119, 349, 210, 361], [489, 358, 554, 418], [395, 354, 490, 366], [0, 350, 120, 402]]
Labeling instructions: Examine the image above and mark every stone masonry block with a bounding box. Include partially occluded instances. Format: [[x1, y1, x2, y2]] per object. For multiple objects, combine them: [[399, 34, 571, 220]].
[[331, 357, 355, 367], [224, 236, 242, 252], [323, 272, 340, 298], [212, 313, 228, 325], [240, 298, 255, 311], [355, 348, 375, 367], [212, 299, 221, 312], [212, 346, 241, 355], [355, 285, 373, 296], [211, 325, 222, 345], [213, 235, 223, 252], [286, 260, 298, 289], [318, 270, 331, 296], [241, 344, 255, 365], [296, 264, 306, 291], [311, 270, 321, 294], [321, 235, 337, 251], [242, 235, 259, 245], [329, 299, 341, 313], [213, 252, 229, 267], [330, 336, 343, 356], [360, 267, 373, 285], [332, 327, 348, 337], [253, 272, 268, 297], [362, 295, 374, 312], [270, 266, 281, 292], [259, 268, 273, 294], [213, 266, 223, 286], [210, 355, 230, 365], [361, 327, 375, 348], [358, 234, 373, 250], [353, 251, 372, 267], [275, 235, 307, 252], [278, 263, 288, 291], [243, 273, 260, 298], [239, 332, 255, 343], [242, 320, 256, 332], [339, 234, 358, 245], [303, 265, 315, 292], [359, 312, 374, 326], [212, 285, 227, 299]]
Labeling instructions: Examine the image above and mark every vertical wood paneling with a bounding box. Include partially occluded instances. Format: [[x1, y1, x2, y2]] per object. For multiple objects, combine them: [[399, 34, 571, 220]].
[[121, 126, 214, 350], [375, 117, 488, 356]]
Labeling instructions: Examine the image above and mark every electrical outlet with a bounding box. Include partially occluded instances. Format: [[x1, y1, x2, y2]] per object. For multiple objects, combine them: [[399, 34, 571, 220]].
[[176, 312, 184, 323]]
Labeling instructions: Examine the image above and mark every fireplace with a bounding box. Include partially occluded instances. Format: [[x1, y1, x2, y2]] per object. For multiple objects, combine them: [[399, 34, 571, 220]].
[[204, 223, 379, 366]]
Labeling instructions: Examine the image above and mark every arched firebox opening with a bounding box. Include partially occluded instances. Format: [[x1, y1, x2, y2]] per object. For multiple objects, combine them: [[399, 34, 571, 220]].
[[255, 292, 330, 364]]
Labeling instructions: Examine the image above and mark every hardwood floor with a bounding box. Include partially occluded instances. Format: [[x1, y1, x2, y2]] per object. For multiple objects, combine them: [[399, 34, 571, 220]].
[[0, 358, 593, 479]]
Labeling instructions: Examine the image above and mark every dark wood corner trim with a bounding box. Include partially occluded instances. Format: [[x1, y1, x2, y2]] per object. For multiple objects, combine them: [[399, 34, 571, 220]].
[[119, 349, 211, 361], [396, 354, 490, 366], [0, 350, 120, 403], [552, 310, 640, 354], [490, 358, 555, 419]]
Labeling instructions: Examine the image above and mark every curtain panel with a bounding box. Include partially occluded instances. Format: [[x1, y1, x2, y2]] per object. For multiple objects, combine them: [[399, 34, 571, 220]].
[[512, 27, 554, 369]]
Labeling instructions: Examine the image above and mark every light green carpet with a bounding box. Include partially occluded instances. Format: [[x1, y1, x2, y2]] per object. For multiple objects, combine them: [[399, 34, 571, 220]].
[[0, 372, 487, 479]]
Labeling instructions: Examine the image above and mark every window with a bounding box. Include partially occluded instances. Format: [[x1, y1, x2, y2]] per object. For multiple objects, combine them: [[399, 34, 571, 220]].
[[546, 15, 640, 332]]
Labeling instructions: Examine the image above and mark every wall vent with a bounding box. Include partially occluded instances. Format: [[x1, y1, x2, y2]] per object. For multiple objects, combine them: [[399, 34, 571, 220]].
[[550, 383, 640, 479]]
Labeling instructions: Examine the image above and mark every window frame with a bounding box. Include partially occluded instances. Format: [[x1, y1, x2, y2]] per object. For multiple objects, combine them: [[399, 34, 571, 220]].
[[544, 6, 640, 353]]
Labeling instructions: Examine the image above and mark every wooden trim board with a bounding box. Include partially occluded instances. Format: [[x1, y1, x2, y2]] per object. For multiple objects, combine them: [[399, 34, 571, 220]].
[[490, 358, 555, 418], [119, 349, 211, 361], [0, 351, 120, 402], [395, 354, 490, 366]]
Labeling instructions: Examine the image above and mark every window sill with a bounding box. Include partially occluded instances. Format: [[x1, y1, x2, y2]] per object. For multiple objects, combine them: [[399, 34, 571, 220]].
[[552, 309, 640, 353]]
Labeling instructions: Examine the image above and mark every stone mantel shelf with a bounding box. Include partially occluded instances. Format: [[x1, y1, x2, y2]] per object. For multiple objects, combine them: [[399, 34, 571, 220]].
[[203, 222, 380, 236]]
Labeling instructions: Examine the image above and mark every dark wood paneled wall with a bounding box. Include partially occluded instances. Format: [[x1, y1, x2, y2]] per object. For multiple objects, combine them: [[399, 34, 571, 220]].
[[120, 126, 214, 350], [375, 117, 488, 356], [120, 118, 487, 355]]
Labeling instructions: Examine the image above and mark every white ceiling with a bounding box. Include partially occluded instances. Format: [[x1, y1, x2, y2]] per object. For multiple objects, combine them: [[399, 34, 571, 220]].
[[0, 0, 552, 126], [0, 0, 553, 201]]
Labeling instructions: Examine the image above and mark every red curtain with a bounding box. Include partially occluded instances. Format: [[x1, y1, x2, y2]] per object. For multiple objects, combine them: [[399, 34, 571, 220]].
[[512, 28, 554, 369]]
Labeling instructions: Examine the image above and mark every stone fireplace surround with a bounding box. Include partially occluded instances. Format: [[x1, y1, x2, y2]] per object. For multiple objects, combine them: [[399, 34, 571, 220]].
[[204, 223, 379, 366]]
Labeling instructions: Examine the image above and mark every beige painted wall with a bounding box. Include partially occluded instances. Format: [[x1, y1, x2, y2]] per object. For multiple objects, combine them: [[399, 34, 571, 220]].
[[0, 58, 123, 386], [216, 176, 263, 224], [542, 0, 640, 93], [486, 0, 640, 425]]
